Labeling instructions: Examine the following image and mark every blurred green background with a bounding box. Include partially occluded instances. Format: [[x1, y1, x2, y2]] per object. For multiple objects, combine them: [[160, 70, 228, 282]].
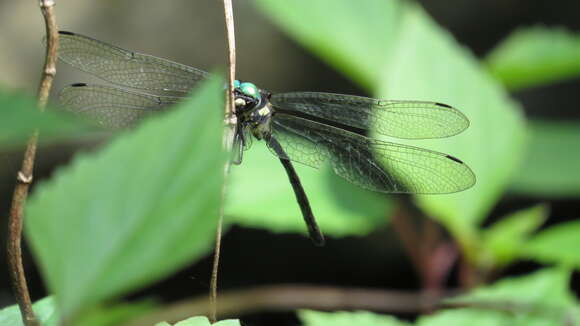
[[1, 0, 580, 325]]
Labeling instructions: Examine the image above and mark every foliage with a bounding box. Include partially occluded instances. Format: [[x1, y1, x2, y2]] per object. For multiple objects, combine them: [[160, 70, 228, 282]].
[[24, 77, 225, 320], [154, 316, 240, 326], [480, 204, 547, 268], [523, 220, 580, 268], [510, 121, 580, 197], [486, 26, 580, 91], [255, 0, 527, 265], [0, 297, 58, 326], [300, 268, 580, 326], [2, 0, 580, 325], [0, 90, 92, 149]]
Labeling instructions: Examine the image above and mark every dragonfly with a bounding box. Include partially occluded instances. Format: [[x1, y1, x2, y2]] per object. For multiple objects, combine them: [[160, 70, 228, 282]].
[[56, 31, 476, 246]]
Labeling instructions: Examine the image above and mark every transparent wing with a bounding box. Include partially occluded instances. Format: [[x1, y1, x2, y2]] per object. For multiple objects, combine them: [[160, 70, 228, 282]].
[[270, 92, 469, 139], [57, 31, 209, 94], [267, 113, 475, 194], [59, 83, 182, 129]]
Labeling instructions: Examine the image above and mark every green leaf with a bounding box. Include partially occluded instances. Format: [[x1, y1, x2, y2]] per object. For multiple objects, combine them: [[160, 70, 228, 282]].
[[154, 316, 240, 326], [226, 145, 391, 239], [524, 221, 580, 268], [417, 309, 512, 326], [380, 6, 524, 257], [255, 0, 526, 253], [486, 26, 580, 91], [25, 77, 225, 318], [296, 270, 580, 326], [510, 121, 580, 197], [450, 268, 575, 306], [254, 0, 405, 91], [213, 320, 242, 326], [380, 5, 526, 255], [0, 90, 91, 149], [444, 268, 580, 325], [77, 300, 158, 326], [299, 310, 411, 326], [481, 204, 548, 267], [0, 297, 58, 326]]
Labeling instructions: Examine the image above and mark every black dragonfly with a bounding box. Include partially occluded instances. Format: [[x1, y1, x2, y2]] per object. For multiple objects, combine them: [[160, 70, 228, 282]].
[[56, 31, 476, 246]]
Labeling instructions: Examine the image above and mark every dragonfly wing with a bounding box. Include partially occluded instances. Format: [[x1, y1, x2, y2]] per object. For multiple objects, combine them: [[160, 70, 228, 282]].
[[58, 31, 209, 94], [59, 83, 181, 129], [270, 92, 469, 139], [268, 113, 475, 194]]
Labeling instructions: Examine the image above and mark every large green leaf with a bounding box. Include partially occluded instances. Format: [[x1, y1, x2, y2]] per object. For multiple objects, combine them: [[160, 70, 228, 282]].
[[253, 0, 404, 91], [299, 310, 410, 326], [226, 145, 391, 239], [510, 121, 580, 197], [480, 204, 548, 268], [524, 221, 580, 268], [155, 316, 240, 326], [254, 0, 526, 252], [78, 300, 158, 326], [0, 90, 91, 149], [445, 268, 580, 325], [25, 78, 225, 319], [486, 26, 580, 91], [380, 5, 526, 253], [298, 269, 580, 326], [449, 268, 575, 306], [0, 297, 58, 326]]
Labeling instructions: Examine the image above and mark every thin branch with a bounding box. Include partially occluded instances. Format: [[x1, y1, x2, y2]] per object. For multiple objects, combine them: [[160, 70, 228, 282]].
[[124, 285, 454, 325], [389, 202, 424, 273], [6, 0, 58, 325], [210, 0, 236, 323]]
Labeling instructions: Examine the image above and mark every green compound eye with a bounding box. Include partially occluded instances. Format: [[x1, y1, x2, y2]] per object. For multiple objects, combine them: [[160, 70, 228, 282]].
[[233, 80, 241, 88], [240, 82, 260, 100]]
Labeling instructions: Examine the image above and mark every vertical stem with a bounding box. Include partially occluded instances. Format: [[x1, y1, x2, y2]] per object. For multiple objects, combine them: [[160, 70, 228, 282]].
[[210, 0, 236, 323], [7, 133, 39, 326], [390, 204, 424, 274], [6, 1, 58, 325]]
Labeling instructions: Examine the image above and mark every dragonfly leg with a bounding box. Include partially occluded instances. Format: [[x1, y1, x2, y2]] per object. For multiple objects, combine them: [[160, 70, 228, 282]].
[[269, 137, 325, 246]]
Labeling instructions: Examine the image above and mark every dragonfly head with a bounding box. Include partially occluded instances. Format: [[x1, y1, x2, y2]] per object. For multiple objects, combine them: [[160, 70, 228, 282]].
[[233, 80, 262, 113]]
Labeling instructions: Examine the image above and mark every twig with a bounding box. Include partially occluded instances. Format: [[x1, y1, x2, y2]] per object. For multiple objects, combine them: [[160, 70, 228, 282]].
[[389, 202, 424, 273], [124, 285, 455, 325], [6, 1, 58, 325], [209, 0, 236, 323]]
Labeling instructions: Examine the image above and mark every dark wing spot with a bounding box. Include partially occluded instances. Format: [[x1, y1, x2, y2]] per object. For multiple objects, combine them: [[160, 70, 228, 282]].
[[59, 31, 75, 36], [70, 83, 88, 87], [446, 155, 464, 164], [435, 102, 452, 109]]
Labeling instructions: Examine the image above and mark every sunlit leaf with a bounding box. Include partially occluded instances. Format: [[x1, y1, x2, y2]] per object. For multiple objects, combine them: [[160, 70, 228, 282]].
[[444, 268, 580, 326], [486, 26, 580, 91], [416, 309, 511, 326], [510, 121, 580, 197], [0, 297, 58, 326], [255, 0, 526, 253], [524, 221, 580, 268], [227, 145, 391, 239], [299, 310, 410, 326], [380, 5, 526, 254], [254, 0, 404, 91], [25, 78, 225, 318], [481, 204, 548, 267], [154, 316, 240, 326], [0, 90, 91, 149]]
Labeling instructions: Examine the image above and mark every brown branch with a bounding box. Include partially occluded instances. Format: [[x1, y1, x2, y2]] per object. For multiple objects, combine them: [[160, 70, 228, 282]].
[[6, 1, 58, 325], [390, 202, 424, 273], [125, 285, 454, 326], [210, 0, 237, 323]]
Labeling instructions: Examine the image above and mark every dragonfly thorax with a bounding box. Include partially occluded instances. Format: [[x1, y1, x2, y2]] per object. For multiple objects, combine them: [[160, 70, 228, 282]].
[[233, 80, 273, 140]]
